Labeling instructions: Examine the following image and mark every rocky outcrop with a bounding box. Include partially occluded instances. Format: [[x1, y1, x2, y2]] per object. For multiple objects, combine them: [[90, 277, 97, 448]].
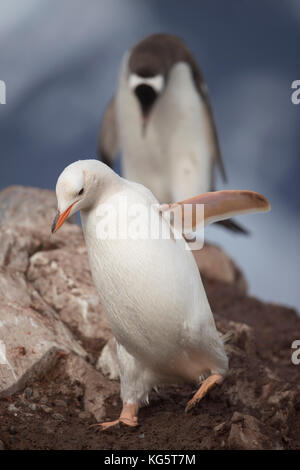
[[63, 353, 119, 421], [193, 244, 247, 294], [0, 185, 299, 450], [0, 186, 110, 404], [0, 199, 87, 398], [0, 186, 58, 229], [228, 413, 273, 450], [27, 243, 111, 341]]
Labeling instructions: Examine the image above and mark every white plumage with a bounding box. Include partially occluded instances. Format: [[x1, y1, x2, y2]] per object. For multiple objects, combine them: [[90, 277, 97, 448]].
[[53, 159, 270, 428], [116, 58, 214, 202]]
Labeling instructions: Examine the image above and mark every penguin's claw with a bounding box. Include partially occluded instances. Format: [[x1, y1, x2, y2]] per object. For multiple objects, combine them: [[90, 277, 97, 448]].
[[185, 373, 223, 413], [91, 403, 139, 431], [90, 419, 120, 431], [91, 416, 139, 432]]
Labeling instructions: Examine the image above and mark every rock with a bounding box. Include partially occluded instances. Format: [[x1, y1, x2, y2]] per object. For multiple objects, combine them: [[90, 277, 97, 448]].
[[193, 243, 247, 293], [0, 300, 86, 397], [0, 185, 109, 398], [267, 390, 295, 407], [228, 414, 272, 450], [96, 337, 119, 380], [213, 422, 227, 435], [8, 426, 17, 435], [0, 440, 4, 450], [0, 267, 31, 307], [52, 412, 66, 422], [0, 252, 86, 397], [78, 411, 92, 420], [0, 227, 34, 273], [27, 246, 111, 341], [8, 404, 18, 413], [0, 186, 112, 343], [0, 186, 58, 229], [0, 186, 75, 232], [64, 353, 119, 421], [224, 370, 259, 409], [231, 411, 244, 423], [24, 387, 32, 399], [43, 424, 55, 435], [32, 389, 40, 401], [267, 390, 297, 429], [227, 321, 256, 355], [40, 405, 52, 414], [54, 399, 67, 408]]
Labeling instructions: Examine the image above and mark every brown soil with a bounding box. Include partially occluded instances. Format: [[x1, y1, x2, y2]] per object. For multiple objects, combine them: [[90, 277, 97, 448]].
[[0, 277, 299, 450]]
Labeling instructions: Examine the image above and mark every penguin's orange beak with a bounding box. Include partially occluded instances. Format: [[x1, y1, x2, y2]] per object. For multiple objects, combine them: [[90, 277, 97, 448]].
[[51, 202, 75, 233]]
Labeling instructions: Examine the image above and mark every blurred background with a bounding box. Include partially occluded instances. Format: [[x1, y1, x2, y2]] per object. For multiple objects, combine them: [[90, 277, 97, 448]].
[[0, 0, 299, 310]]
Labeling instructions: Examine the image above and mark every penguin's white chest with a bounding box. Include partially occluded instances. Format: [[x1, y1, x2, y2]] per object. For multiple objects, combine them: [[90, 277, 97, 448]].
[[116, 62, 214, 202], [80, 190, 217, 376]]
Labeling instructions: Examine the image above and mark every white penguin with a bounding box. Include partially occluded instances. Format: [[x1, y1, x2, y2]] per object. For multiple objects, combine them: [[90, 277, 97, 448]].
[[52, 160, 270, 429], [99, 33, 245, 233]]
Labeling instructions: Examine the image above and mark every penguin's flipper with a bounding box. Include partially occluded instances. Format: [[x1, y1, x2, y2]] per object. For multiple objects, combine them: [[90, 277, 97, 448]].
[[195, 74, 227, 183], [204, 97, 227, 184], [98, 96, 119, 168], [160, 190, 270, 232]]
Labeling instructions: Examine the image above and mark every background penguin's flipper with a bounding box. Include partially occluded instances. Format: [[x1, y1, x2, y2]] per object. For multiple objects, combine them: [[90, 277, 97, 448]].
[[98, 96, 119, 168], [216, 218, 250, 235]]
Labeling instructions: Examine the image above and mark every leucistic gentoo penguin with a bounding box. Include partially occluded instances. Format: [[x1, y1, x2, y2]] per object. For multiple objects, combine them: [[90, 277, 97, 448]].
[[52, 160, 270, 429], [98, 33, 245, 234]]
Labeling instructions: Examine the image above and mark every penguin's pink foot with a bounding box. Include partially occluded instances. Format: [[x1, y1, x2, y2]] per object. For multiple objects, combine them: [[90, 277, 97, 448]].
[[93, 418, 121, 431], [185, 373, 223, 413], [93, 417, 138, 431], [91, 403, 139, 431]]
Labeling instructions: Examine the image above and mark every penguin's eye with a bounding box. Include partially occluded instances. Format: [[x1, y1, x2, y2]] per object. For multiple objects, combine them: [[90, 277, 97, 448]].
[[78, 188, 84, 196]]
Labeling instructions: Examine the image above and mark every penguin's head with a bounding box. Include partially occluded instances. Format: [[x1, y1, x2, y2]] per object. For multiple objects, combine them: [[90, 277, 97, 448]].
[[128, 53, 165, 121], [127, 34, 180, 123], [51, 159, 114, 233], [127, 34, 200, 127]]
